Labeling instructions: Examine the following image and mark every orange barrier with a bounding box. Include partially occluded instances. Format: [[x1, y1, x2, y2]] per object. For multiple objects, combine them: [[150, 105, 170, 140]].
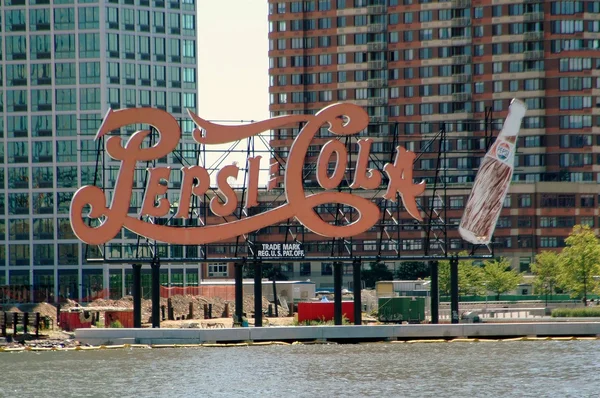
[[160, 286, 235, 300]]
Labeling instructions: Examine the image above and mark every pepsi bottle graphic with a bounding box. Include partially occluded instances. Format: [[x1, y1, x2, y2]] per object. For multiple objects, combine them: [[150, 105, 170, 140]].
[[459, 99, 527, 245]]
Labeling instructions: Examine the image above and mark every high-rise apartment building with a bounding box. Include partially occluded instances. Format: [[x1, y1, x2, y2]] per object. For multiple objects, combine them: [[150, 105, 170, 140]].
[[0, 0, 198, 301], [267, 0, 600, 287]]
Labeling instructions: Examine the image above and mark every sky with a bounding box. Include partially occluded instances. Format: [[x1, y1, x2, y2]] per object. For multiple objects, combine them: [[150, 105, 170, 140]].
[[197, 1, 270, 183], [197, 1, 269, 122]]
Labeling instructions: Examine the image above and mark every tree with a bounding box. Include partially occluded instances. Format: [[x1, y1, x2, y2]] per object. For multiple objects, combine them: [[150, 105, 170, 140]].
[[530, 251, 561, 302], [559, 225, 600, 304], [394, 261, 430, 280], [437, 260, 451, 297], [243, 263, 289, 281], [361, 262, 393, 288], [436, 253, 485, 297], [459, 261, 486, 297], [483, 258, 523, 300]]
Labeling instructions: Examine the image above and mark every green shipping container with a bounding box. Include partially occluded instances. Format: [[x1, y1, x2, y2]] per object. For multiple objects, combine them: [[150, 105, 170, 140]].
[[378, 297, 425, 323]]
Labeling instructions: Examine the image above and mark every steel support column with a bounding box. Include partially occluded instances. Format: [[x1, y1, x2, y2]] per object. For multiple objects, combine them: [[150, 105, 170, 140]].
[[254, 260, 263, 327], [334, 261, 343, 325], [151, 257, 161, 328], [132, 263, 142, 328], [352, 258, 362, 325], [430, 260, 439, 324], [450, 256, 459, 324], [234, 262, 244, 325]]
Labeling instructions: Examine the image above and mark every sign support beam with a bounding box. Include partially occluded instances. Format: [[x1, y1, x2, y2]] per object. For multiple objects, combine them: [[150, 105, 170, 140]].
[[334, 261, 343, 325], [430, 260, 439, 324], [253, 260, 263, 327], [132, 263, 142, 328], [151, 257, 161, 328], [234, 262, 244, 326], [450, 255, 459, 324], [352, 258, 362, 325]]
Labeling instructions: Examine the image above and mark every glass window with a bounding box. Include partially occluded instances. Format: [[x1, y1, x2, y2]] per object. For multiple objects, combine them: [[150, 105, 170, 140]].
[[8, 167, 29, 189], [8, 193, 29, 215], [7, 89, 27, 112], [32, 218, 53, 241], [138, 36, 150, 60], [58, 244, 78, 265], [80, 88, 101, 110], [54, 7, 75, 30], [32, 167, 53, 189], [57, 218, 76, 240], [7, 116, 28, 138], [56, 114, 77, 136], [55, 88, 76, 111], [31, 89, 52, 112], [6, 64, 27, 86], [34, 244, 54, 266], [33, 192, 54, 214], [56, 141, 77, 162], [9, 245, 30, 266], [7, 142, 28, 163], [6, 10, 26, 31], [78, 33, 100, 58], [31, 64, 52, 86], [56, 166, 78, 188], [78, 6, 99, 29], [153, 37, 166, 61], [57, 192, 73, 214], [79, 62, 100, 84], [9, 219, 30, 241], [153, 11, 165, 33], [32, 141, 53, 163], [54, 34, 75, 59], [55, 63, 76, 85], [30, 35, 51, 60]]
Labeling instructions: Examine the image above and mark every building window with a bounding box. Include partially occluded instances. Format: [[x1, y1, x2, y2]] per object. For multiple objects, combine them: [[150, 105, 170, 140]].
[[208, 264, 228, 277], [321, 262, 332, 276]]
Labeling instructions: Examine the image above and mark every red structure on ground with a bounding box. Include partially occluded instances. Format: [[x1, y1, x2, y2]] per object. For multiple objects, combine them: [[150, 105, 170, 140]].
[[298, 302, 355, 324]]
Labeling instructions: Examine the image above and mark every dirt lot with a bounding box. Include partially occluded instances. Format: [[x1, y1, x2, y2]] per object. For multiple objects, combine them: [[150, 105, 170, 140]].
[[3, 294, 289, 328]]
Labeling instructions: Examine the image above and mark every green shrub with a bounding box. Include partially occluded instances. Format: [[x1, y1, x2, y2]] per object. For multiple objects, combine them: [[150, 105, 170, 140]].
[[109, 320, 124, 328], [551, 308, 600, 317]]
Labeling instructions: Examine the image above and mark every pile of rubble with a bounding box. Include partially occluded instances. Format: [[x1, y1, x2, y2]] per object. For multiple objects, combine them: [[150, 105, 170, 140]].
[[87, 294, 289, 323]]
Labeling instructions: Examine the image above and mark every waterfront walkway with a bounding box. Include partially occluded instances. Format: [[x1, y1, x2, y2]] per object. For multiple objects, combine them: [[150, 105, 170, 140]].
[[75, 322, 600, 346]]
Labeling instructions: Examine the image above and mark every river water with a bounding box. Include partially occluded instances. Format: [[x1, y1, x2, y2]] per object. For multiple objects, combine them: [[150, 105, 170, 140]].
[[1, 341, 599, 397]]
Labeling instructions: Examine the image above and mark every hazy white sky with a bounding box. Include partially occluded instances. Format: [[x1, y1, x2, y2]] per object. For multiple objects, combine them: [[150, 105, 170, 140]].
[[197, 1, 269, 122], [196, 1, 270, 183]]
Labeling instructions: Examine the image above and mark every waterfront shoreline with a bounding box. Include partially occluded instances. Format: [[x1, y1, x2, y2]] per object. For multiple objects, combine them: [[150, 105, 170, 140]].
[[2, 334, 600, 353], [73, 322, 600, 347]]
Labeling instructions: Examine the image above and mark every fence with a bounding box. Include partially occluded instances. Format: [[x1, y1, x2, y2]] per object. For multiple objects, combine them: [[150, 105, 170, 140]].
[[159, 285, 235, 300], [0, 312, 45, 338]]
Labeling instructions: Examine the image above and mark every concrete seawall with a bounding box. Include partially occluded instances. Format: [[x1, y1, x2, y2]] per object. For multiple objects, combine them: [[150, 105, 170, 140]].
[[75, 323, 600, 346]]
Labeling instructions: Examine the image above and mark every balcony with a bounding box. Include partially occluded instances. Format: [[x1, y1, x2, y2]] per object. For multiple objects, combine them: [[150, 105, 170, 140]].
[[367, 78, 388, 88], [369, 115, 388, 124], [367, 5, 386, 15], [451, 0, 471, 7], [524, 31, 544, 41], [524, 12, 544, 21], [452, 54, 471, 65], [367, 60, 387, 70], [367, 42, 387, 52], [368, 97, 387, 107], [452, 73, 471, 83], [452, 92, 472, 102], [367, 23, 385, 33], [451, 17, 471, 27], [524, 50, 544, 60]]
